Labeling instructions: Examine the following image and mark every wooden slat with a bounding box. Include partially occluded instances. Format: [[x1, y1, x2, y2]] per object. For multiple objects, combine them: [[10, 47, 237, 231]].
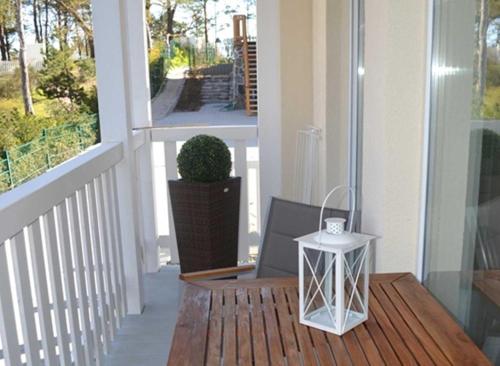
[[95, 175, 117, 338], [285, 287, 317, 365], [393, 274, 491, 365], [198, 277, 297, 290], [28, 220, 58, 365], [309, 295, 337, 365], [88, 180, 111, 353], [222, 289, 237, 366], [68, 193, 94, 365], [79, 186, 103, 363], [368, 289, 417, 366], [0, 242, 22, 366], [10, 231, 41, 365], [342, 331, 369, 366], [57, 201, 85, 365], [326, 332, 353, 366], [236, 288, 252, 366], [362, 309, 401, 365], [272, 288, 301, 366], [371, 282, 434, 365], [261, 287, 285, 366], [44, 208, 72, 365], [206, 289, 223, 365], [167, 284, 211, 366], [180, 264, 256, 282], [248, 288, 270, 366], [353, 325, 384, 366], [381, 281, 450, 365]]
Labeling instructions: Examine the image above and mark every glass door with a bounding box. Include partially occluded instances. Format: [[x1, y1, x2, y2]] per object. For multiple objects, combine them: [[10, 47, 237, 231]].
[[424, 0, 500, 363]]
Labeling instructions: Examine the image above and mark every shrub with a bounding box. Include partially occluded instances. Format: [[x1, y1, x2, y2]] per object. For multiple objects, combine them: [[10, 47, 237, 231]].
[[177, 135, 232, 183], [38, 47, 88, 105], [149, 43, 167, 98]]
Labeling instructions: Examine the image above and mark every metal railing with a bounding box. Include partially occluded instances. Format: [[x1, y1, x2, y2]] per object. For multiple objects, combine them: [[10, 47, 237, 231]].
[[0, 120, 99, 193]]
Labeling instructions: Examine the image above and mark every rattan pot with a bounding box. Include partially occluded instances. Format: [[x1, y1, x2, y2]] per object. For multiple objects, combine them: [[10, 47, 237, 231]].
[[168, 177, 241, 273]]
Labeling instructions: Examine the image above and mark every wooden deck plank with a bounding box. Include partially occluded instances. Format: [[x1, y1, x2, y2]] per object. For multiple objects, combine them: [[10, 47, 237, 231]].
[[206, 289, 223, 365], [170, 274, 491, 365], [167, 284, 211, 366], [272, 288, 301, 366], [222, 289, 237, 366], [393, 274, 492, 366], [236, 288, 252, 366]]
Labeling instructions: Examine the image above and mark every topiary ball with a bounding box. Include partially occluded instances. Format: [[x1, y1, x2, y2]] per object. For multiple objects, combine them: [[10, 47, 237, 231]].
[[177, 135, 232, 183]]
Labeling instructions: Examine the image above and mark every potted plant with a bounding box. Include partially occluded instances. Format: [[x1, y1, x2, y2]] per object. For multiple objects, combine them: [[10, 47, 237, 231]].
[[168, 135, 241, 273]]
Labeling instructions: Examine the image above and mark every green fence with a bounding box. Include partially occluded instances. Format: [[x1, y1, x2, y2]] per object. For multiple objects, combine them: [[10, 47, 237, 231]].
[[0, 120, 99, 193]]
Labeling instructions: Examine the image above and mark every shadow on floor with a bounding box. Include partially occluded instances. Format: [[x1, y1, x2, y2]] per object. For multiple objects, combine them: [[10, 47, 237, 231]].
[[104, 266, 181, 366]]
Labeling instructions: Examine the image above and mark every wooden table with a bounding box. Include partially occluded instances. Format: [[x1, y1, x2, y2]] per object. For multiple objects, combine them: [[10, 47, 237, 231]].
[[168, 273, 491, 365]]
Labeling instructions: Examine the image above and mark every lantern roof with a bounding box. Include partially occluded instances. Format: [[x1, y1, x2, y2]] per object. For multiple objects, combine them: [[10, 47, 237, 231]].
[[294, 230, 376, 252]]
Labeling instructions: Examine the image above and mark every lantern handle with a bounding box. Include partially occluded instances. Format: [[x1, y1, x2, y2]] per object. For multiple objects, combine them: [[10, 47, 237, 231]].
[[318, 185, 356, 235]]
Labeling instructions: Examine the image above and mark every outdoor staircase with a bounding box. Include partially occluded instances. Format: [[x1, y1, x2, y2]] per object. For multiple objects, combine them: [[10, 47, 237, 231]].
[[234, 15, 258, 116], [244, 40, 258, 116]]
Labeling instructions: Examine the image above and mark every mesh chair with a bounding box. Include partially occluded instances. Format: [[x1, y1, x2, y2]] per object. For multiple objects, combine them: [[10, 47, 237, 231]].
[[180, 197, 356, 281]]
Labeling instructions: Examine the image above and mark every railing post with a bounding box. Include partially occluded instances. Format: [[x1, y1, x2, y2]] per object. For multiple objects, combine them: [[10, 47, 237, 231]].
[[5, 151, 14, 189], [92, 0, 149, 314]]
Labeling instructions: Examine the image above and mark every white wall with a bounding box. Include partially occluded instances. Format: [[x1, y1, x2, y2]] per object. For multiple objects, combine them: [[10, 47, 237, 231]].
[[361, 0, 428, 274]]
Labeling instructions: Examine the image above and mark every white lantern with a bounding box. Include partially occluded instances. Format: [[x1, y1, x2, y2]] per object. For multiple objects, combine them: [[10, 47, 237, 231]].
[[295, 186, 375, 335]]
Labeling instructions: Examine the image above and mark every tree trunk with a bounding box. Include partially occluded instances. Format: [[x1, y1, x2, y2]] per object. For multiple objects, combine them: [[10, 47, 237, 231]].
[[44, 0, 49, 54], [33, 0, 42, 43], [15, 0, 35, 115], [145, 0, 152, 50], [203, 0, 209, 60], [166, 1, 177, 43], [203, 0, 209, 44], [5, 33, 11, 61], [476, 0, 489, 103], [0, 25, 7, 61]]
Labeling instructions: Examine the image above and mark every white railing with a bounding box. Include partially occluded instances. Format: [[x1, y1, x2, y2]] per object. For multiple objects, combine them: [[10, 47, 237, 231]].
[[147, 125, 260, 263], [0, 143, 127, 366]]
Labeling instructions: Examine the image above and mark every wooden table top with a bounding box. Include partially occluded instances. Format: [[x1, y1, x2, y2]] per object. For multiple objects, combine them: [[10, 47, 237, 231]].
[[168, 273, 491, 366]]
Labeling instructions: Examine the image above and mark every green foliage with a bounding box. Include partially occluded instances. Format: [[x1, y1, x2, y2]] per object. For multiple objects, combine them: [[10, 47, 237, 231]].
[[177, 135, 231, 183], [481, 86, 500, 118], [38, 48, 88, 105], [170, 45, 189, 69], [149, 43, 168, 98], [0, 109, 54, 152]]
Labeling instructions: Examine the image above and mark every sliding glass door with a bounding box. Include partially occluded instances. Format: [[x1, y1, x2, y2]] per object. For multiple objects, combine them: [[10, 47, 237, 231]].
[[424, 0, 500, 363]]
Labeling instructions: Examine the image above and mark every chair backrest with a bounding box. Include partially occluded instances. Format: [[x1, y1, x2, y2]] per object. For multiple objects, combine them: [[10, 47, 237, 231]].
[[256, 197, 356, 278]]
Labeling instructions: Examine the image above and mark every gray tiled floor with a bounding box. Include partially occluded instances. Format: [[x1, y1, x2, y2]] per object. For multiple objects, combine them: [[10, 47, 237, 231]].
[[104, 266, 181, 366]]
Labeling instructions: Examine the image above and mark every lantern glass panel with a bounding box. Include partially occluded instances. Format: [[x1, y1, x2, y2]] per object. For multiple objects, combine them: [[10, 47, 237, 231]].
[[302, 246, 338, 329], [343, 245, 369, 328]]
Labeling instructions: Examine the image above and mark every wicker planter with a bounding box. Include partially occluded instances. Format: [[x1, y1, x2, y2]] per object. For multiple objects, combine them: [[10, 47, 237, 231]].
[[168, 177, 241, 273]]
